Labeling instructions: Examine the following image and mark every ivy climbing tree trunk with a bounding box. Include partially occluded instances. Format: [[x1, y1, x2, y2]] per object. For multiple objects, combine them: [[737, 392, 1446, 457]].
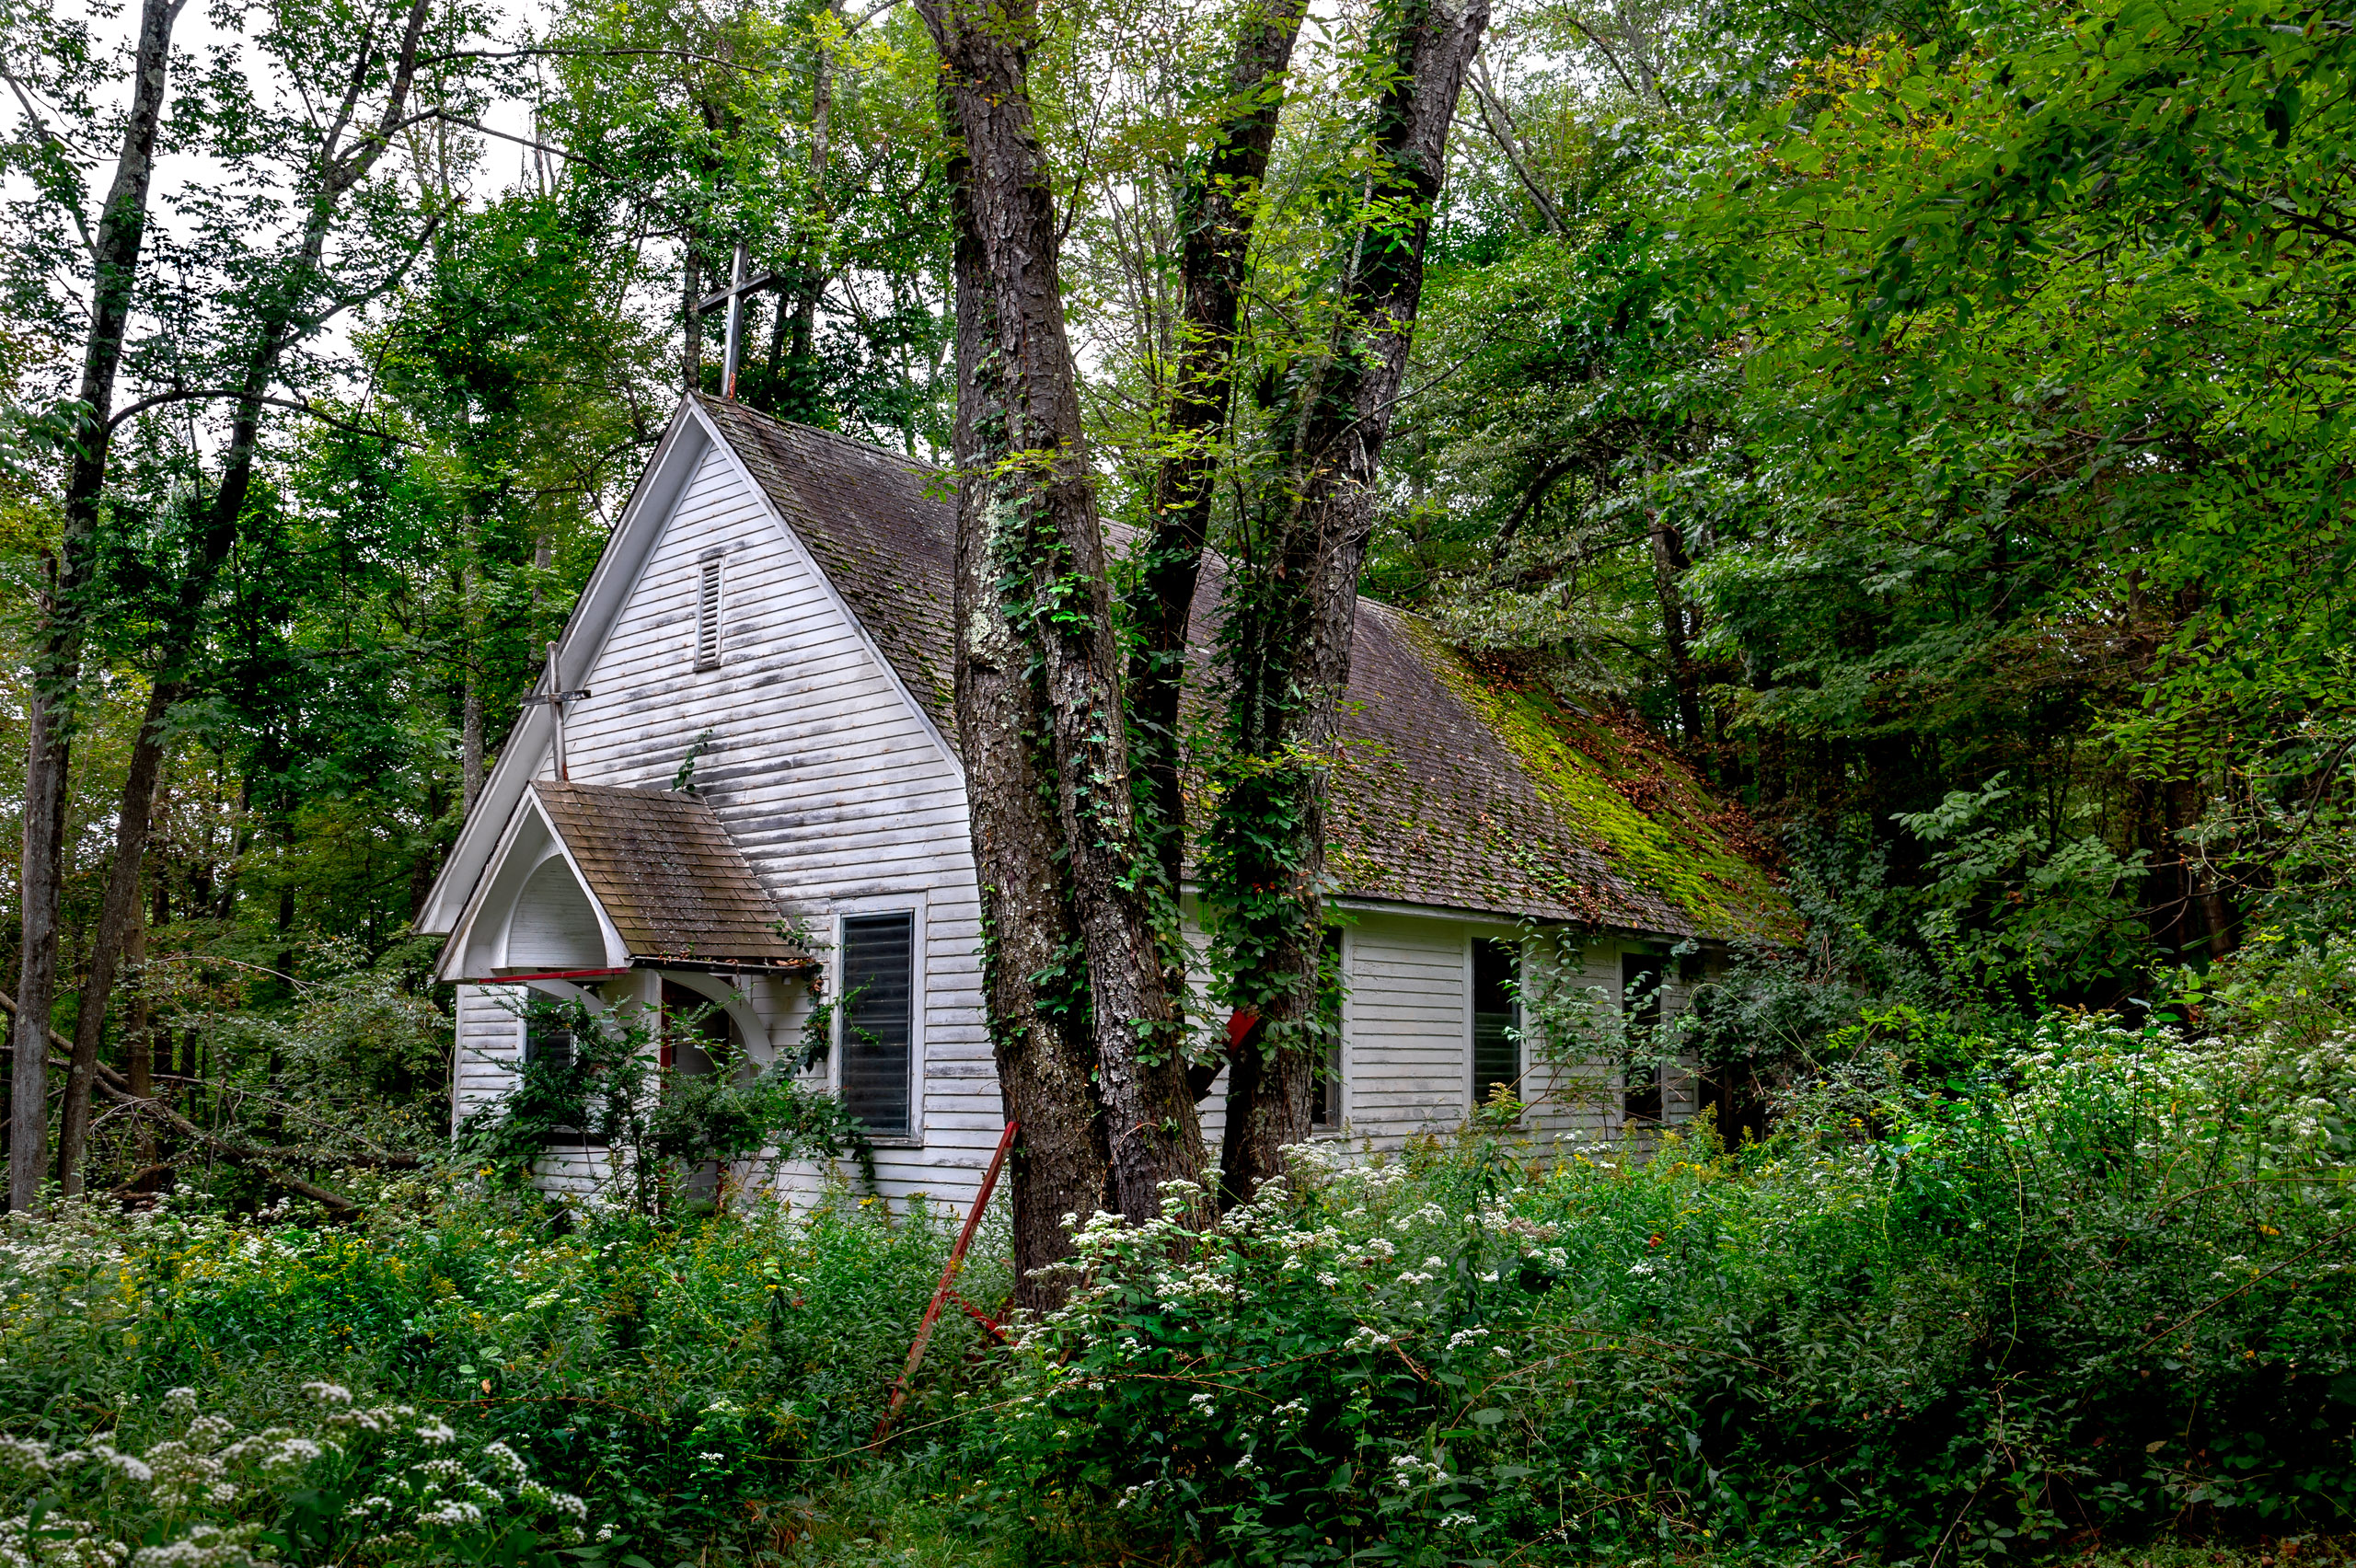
[[1208, 0, 1489, 1208], [9, 0, 183, 1212], [920, 0, 1207, 1277], [941, 151, 1110, 1309], [1126, 0, 1309, 925]]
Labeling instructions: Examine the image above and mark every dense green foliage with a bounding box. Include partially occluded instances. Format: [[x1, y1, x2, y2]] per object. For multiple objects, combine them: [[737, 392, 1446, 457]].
[[972, 939, 2356, 1564], [456, 992, 872, 1216], [5, 0, 2356, 1556], [5, 0, 2352, 1197], [3, 938, 2350, 1565], [0, 1182, 1004, 1564]]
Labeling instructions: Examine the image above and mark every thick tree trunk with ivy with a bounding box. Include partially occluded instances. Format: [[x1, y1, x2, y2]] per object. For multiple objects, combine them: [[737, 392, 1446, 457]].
[[940, 158, 1110, 1307], [1126, 0, 1310, 917], [9, 0, 182, 1212], [921, 0, 1207, 1274], [1209, 0, 1489, 1208]]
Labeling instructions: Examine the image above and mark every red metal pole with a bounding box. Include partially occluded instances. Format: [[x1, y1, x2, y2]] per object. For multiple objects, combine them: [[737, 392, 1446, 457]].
[[872, 1119, 1017, 1446]]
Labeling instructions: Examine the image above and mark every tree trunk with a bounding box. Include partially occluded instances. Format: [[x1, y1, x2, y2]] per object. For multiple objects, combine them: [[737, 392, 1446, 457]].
[[682, 248, 702, 392], [1209, 0, 1489, 1208], [10, 0, 182, 1213], [461, 565, 485, 813], [1126, 0, 1309, 916], [58, 679, 174, 1194], [1646, 502, 1703, 746], [921, 0, 1207, 1239], [125, 905, 153, 1165]]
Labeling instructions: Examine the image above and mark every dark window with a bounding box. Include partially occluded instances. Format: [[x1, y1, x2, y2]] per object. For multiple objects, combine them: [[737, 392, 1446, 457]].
[[1622, 952, 1663, 1123], [1472, 939, 1520, 1105], [660, 981, 728, 1078], [696, 555, 723, 670], [841, 913, 916, 1137], [523, 1018, 575, 1070], [1311, 928, 1344, 1128]]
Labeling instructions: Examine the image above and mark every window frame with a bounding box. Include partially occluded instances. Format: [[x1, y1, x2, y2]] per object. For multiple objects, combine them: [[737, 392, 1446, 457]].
[[695, 549, 724, 671], [830, 900, 925, 1145], [1309, 926, 1346, 1133], [1468, 932, 1523, 1113]]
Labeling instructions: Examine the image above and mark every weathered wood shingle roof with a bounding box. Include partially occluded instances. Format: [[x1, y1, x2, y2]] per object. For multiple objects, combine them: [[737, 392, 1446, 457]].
[[534, 780, 814, 970], [699, 398, 1791, 942]]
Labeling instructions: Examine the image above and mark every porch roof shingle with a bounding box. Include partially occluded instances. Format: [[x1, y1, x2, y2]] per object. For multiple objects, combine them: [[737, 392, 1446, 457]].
[[533, 780, 814, 970]]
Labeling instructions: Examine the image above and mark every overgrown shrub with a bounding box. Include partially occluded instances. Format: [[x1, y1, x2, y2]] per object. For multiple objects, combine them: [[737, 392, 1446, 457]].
[[456, 992, 872, 1218], [970, 941, 2356, 1565]]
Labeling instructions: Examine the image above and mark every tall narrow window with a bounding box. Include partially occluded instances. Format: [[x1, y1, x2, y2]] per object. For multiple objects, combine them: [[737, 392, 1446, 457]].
[[695, 554, 723, 670], [1622, 951, 1664, 1124], [840, 912, 915, 1137], [1311, 928, 1344, 1128], [1472, 938, 1520, 1107]]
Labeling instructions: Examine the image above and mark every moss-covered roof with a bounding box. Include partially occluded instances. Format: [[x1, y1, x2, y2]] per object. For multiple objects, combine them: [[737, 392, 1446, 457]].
[[1313, 607, 1794, 940], [701, 398, 1793, 943]]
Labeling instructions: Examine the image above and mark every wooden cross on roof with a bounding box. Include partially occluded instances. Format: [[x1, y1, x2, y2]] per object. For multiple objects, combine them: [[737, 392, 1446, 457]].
[[520, 641, 594, 781], [694, 241, 786, 400]]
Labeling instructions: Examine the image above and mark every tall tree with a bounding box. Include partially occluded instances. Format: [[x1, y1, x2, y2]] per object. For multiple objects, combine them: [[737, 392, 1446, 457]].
[[1126, 0, 1311, 919], [918, 0, 1209, 1293], [56, 0, 461, 1193], [1207, 0, 1489, 1205], [7, 0, 182, 1211]]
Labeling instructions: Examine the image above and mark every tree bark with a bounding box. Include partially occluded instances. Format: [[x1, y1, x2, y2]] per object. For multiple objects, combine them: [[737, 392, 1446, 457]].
[[1126, 0, 1309, 916], [125, 901, 154, 1165], [921, 0, 1207, 1239], [461, 565, 485, 813], [682, 248, 702, 392], [1209, 0, 1489, 1207], [10, 0, 183, 1213], [946, 178, 1109, 1305]]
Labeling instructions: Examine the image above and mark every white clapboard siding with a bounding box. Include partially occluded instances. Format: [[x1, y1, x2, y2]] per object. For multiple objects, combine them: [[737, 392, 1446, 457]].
[[1331, 913, 1472, 1147], [452, 983, 525, 1130], [558, 441, 998, 1210]]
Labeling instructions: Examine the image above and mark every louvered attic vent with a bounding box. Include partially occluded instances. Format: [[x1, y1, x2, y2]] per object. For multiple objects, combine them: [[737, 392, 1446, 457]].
[[696, 553, 723, 670]]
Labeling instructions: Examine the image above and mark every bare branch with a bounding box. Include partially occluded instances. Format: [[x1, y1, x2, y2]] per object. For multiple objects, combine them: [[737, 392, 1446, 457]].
[[1469, 52, 1564, 236], [108, 386, 404, 440], [0, 66, 98, 255]]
